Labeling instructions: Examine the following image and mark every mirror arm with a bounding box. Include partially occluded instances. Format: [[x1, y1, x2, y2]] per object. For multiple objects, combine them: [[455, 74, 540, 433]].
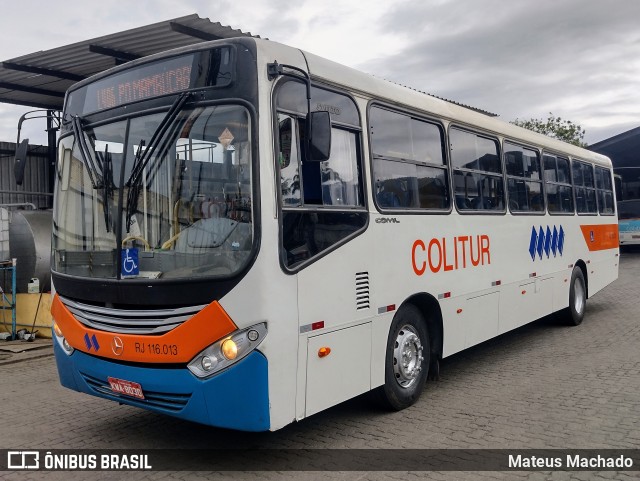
[[267, 61, 312, 115], [14, 110, 56, 185], [268, 61, 318, 160]]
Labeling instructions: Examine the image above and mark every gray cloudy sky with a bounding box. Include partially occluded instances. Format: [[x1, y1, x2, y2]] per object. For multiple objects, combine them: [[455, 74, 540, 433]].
[[0, 0, 638, 145]]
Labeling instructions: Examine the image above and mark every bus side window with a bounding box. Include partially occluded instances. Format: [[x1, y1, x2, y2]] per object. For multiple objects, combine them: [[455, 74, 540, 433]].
[[320, 128, 361, 206], [544, 153, 574, 214], [573, 160, 597, 214], [370, 106, 449, 210], [504, 142, 544, 213], [278, 114, 361, 208], [450, 127, 504, 212], [278, 114, 301, 206], [275, 81, 367, 269], [595, 166, 615, 215]]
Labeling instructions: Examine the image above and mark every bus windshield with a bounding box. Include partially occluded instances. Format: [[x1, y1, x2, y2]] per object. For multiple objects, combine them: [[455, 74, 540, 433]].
[[52, 104, 253, 280]]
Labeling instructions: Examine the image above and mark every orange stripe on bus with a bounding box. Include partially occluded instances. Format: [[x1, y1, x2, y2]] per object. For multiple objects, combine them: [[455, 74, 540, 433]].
[[579, 224, 619, 251], [51, 294, 237, 363]]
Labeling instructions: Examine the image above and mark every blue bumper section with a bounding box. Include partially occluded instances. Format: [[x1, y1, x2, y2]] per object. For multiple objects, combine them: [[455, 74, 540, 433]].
[[54, 342, 270, 431]]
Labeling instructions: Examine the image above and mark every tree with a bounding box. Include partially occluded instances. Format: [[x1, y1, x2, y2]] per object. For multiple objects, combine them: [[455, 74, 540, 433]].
[[511, 113, 587, 147]]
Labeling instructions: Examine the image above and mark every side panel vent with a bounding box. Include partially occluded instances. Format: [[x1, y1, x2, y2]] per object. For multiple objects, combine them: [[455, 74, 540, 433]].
[[355, 272, 370, 310]]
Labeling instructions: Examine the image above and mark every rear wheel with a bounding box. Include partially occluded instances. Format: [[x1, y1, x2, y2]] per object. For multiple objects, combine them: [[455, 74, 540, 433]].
[[375, 304, 430, 410], [566, 266, 587, 326]]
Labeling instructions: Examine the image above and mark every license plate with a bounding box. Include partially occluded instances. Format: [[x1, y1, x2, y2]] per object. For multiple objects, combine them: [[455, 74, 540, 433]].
[[107, 377, 145, 400]]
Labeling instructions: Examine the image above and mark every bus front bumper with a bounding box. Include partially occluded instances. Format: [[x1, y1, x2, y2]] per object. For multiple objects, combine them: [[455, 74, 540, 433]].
[[54, 341, 270, 431]]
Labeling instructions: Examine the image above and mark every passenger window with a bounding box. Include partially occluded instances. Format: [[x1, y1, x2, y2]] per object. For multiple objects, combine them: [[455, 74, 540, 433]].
[[557, 158, 571, 184], [374, 158, 448, 209], [278, 115, 361, 207], [595, 166, 614, 215], [544, 153, 574, 214], [320, 129, 361, 206], [573, 160, 597, 214], [370, 106, 449, 210], [450, 128, 504, 211], [505, 142, 544, 213]]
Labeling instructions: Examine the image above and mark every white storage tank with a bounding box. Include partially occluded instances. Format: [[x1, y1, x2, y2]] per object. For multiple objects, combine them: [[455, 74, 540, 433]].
[[1, 209, 52, 293]]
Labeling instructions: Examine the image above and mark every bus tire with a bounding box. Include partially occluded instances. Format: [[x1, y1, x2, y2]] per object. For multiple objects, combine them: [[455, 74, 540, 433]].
[[375, 304, 430, 411], [566, 266, 587, 326]]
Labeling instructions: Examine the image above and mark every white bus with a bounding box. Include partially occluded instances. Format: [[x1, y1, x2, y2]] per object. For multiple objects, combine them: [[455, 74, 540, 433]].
[[51, 37, 619, 431]]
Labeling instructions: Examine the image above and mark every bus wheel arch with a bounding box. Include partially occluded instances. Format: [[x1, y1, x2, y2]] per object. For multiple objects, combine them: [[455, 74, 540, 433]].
[[374, 293, 443, 410], [565, 262, 588, 326], [404, 293, 443, 376], [574, 260, 589, 299]]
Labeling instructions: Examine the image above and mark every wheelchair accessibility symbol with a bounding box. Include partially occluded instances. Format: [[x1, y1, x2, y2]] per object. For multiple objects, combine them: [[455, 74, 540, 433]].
[[121, 248, 139, 276]]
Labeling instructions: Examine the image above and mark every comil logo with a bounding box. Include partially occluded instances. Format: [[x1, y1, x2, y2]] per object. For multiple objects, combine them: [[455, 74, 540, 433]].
[[7, 451, 39, 469], [529, 225, 564, 261]]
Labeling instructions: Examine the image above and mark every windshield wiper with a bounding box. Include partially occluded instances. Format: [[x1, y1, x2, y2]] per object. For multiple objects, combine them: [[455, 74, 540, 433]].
[[72, 115, 103, 189], [126, 92, 190, 189], [98, 144, 113, 232], [125, 139, 145, 233], [124, 92, 190, 233]]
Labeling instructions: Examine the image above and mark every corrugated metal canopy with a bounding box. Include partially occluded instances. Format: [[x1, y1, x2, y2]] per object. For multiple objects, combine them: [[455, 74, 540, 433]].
[[0, 14, 259, 111]]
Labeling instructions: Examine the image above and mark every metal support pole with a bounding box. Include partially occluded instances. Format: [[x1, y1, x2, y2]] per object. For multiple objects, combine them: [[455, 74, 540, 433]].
[[11, 258, 16, 340], [47, 110, 58, 207], [0, 258, 17, 340]]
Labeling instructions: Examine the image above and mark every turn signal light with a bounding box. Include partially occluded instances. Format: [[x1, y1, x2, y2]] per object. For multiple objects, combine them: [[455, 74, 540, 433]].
[[318, 347, 331, 358], [52, 322, 74, 355], [53, 322, 63, 338]]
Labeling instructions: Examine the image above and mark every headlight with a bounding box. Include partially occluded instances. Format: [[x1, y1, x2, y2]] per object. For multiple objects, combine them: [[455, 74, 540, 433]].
[[52, 322, 74, 355], [188, 322, 267, 378]]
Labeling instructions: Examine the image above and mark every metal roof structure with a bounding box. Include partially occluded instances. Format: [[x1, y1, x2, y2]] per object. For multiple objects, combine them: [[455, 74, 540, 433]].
[[0, 14, 259, 111], [589, 126, 640, 169], [0, 13, 497, 122]]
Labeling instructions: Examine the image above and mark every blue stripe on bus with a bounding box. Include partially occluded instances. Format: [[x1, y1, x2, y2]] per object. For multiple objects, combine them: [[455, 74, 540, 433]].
[[54, 342, 270, 432], [619, 219, 640, 232]]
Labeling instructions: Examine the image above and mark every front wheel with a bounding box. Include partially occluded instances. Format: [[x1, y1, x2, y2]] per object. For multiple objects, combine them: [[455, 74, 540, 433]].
[[566, 266, 587, 326], [374, 304, 430, 411]]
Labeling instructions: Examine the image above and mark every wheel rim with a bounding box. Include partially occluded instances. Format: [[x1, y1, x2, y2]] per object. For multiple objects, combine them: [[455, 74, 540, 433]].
[[392, 325, 424, 389], [574, 277, 585, 315]]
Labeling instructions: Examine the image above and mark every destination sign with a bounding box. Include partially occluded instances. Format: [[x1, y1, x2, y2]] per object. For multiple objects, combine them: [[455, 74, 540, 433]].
[[83, 54, 196, 113], [94, 66, 191, 109]]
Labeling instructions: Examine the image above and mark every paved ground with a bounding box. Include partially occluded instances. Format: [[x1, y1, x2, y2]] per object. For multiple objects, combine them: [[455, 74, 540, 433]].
[[0, 338, 53, 365], [1, 250, 639, 481]]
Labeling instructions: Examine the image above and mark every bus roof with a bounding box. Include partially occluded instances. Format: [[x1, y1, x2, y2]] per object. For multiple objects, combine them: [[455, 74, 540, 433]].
[[68, 36, 612, 169], [291, 43, 610, 168]]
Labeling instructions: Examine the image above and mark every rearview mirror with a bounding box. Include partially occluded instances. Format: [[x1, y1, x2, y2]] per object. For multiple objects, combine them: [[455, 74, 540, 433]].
[[14, 139, 29, 185], [306, 111, 331, 161]]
